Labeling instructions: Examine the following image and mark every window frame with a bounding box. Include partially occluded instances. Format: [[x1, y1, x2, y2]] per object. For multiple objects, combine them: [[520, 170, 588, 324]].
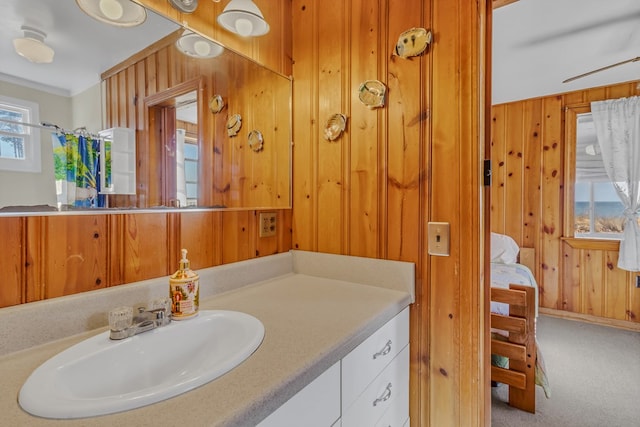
[[564, 103, 623, 241], [0, 95, 41, 173]]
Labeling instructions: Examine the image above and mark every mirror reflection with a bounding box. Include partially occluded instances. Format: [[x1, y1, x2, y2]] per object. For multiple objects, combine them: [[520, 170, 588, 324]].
[[0, 0, 291, 214]]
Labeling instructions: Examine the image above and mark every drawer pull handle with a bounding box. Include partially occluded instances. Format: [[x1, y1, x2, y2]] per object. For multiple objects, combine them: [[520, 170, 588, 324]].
[[373, 383, 392, 407], [373, 340, 392, 359]]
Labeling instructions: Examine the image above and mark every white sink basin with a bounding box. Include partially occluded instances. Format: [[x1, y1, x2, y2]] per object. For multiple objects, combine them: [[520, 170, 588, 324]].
[[19, 310, 264, 419]]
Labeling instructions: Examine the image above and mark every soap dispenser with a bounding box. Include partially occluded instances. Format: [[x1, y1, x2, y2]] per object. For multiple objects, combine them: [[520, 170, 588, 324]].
[[169, 248, 200, 320]]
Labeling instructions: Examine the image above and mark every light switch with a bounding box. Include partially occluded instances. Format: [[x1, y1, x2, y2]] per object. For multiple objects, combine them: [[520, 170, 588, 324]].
[[428, 222, 450, 256]]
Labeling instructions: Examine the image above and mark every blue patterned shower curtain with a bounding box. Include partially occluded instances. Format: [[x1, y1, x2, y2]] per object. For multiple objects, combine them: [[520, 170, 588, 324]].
[[51, 132, 104, 208]]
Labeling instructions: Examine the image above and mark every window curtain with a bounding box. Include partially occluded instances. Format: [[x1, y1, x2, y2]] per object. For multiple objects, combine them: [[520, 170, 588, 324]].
[[52, 132, 104, 208], [591, 96, 640, 271]]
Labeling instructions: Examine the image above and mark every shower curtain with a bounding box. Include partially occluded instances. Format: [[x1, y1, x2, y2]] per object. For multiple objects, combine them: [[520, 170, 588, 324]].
[[52, 132, 104, 208]]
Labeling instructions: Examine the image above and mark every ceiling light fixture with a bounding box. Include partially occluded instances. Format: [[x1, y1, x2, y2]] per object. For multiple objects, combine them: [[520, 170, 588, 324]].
[[75, 0, 147, 27], [168, 0, 198, 13], [12, 26, 55, 64], [217, 0, 269, 37], [176, 31, 224, 58]]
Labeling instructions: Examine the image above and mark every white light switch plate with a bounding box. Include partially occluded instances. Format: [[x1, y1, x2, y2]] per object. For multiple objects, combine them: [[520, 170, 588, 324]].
[[428, 222, 450, 256]]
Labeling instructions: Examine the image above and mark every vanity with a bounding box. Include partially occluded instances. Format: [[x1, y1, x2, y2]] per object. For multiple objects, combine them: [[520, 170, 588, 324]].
[[0, 250, 414, 426]]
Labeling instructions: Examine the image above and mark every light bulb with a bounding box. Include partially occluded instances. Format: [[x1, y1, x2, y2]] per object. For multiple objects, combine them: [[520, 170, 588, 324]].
[[234, 18, 253, 37], [99, 0, 124, 20], [193, 40, 211, 57]]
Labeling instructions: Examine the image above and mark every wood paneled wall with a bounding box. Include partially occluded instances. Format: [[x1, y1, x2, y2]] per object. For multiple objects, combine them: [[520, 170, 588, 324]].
[[0, 210, 291, 307], [291, 1, 488, 426], [491, 80, 640, 328]]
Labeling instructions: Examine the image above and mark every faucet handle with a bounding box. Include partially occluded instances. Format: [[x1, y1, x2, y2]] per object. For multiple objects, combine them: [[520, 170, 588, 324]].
[[151, 297, 172, 314], [109, 306, 133, 331]]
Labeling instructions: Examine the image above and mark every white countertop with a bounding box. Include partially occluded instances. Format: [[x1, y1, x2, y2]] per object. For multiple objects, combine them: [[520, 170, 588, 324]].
[[0, 250, 414, 426]]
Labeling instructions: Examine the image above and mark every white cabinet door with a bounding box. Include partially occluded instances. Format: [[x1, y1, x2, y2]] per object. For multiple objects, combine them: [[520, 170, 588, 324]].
[[257, 361, 340, 427], [342, 345, 410, 427], [342, 307, 409, 411]]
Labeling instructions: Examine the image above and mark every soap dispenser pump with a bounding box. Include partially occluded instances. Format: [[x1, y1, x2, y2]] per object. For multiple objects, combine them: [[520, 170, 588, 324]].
[[169, 248, 199, 320]]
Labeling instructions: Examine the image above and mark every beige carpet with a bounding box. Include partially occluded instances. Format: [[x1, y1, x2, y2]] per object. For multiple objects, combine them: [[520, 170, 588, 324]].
[[491, 315, 640, 427]]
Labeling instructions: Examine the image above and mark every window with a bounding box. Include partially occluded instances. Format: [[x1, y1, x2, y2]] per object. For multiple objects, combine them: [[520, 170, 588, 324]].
[[573, 112, 624, 239], [0, 95, 41, 173]]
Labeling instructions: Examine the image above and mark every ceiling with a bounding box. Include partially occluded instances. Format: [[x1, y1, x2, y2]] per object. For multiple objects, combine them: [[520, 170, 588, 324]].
[[0, 0, 179, 96], [2, 0, 638, 104], [493, 0, 640, 104]]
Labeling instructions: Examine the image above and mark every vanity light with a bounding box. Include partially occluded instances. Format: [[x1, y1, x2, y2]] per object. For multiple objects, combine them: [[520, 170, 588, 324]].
[[168, 0, 198, 14], [75, 0, 147, 27], [217, 0, 269, 37], [12, 26, 54, 64], [176, 31, 224, 58]]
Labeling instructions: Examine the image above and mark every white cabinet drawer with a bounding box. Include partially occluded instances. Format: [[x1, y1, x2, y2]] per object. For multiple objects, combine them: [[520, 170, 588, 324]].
[[257, 361, 341, 427], [342, 344, 409, 427], [342, 307, 409, 410]]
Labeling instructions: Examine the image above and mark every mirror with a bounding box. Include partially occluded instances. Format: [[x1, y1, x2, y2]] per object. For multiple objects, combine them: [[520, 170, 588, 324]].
[[0, 0, 291, 214]]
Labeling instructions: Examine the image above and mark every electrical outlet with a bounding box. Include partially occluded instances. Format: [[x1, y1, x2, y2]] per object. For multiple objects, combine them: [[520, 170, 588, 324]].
[[259, 212, 277, 237]]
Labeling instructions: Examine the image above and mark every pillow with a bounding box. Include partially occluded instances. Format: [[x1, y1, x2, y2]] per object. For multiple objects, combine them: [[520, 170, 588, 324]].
[[490, 232, 520, 264]]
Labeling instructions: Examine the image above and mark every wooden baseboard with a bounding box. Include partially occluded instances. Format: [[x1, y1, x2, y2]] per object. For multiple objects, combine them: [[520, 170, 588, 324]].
[[539, 308, 640, 332]]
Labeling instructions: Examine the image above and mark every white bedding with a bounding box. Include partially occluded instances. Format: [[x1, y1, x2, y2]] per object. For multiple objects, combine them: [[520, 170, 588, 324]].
[[490, 262, 538, 318]]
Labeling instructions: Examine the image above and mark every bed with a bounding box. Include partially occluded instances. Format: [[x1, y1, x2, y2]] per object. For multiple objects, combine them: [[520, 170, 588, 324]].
[[490, 233, 550, 413]]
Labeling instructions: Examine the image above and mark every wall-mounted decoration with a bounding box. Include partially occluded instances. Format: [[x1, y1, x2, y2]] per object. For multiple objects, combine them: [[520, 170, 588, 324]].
[[248, 130, 264, 152], [227, 114, 242, 137], [394, 27, 432, 59], [323, 113, 347, 141], [209, 95, 225, 113], [358, 80, 386, 109]]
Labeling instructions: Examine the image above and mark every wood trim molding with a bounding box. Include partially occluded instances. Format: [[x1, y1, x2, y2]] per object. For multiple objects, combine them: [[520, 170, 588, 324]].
[[493, 0, 519, 9], [540, 307, 640, 332], [562, 237, 620, 251]]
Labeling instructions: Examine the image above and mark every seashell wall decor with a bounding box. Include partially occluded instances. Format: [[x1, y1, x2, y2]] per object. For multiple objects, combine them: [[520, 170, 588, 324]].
[[358, 80, 386, 109], [209, 94, 225, 113], [227, 114, 242, 137], [395, 27, 432, 59], [323, 113, 347, 141], [248, 130, 264, 152]]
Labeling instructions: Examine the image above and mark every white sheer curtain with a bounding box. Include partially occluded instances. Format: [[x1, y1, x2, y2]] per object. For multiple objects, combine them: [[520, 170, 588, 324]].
[[591, 96, 640, 271]]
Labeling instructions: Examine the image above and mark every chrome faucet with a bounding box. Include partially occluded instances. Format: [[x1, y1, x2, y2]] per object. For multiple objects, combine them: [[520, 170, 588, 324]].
[[108, 298, 172, 340]]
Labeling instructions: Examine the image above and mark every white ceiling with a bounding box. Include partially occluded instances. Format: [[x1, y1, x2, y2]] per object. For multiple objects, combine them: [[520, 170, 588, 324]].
[[493, 0, 640, 105], [0, 0, 179, 96], [2, 0, 638, 105]]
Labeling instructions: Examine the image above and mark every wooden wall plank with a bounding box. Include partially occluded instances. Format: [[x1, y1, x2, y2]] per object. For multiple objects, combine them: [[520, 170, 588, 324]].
[[604, 251, 627, 320], [539, 95, 562, 309], [122, 213, 170, 282], [0, 217, 24, 307], [582, 249, 604, 316], [504, 102, 524, 242], [521, 99, 541, 249], [315, 0, 346, 255], [291, 0, 317, 252], [348, 0, 381, 258], [43, 215, 108, 298], [491, 104, 506, 233]]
